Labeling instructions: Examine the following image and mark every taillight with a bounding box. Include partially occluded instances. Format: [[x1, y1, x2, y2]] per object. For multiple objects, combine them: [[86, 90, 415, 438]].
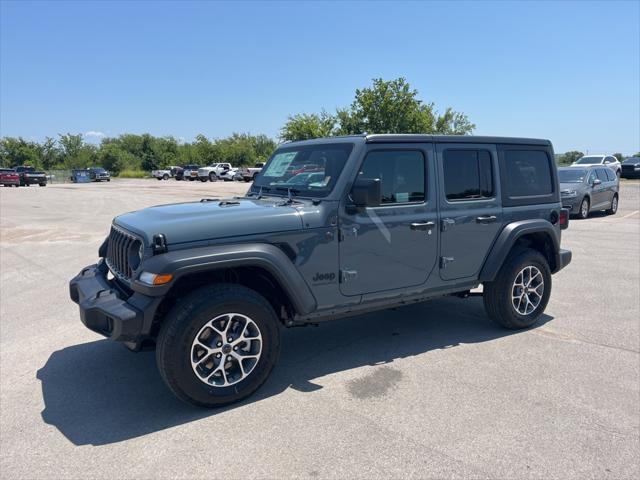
[[559, 208, 570, 230]]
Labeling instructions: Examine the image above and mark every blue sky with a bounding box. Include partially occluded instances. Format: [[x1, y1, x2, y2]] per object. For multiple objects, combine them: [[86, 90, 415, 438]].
[[1, 0, 639, 154]]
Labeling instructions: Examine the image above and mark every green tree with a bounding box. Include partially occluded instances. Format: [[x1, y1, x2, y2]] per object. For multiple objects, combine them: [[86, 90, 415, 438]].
[[335, 77, 475, 135], [557, 151, 584, 165], [279, 111, 336, 142], [0, 137, 42, 168], [612, 153, 624, 162]]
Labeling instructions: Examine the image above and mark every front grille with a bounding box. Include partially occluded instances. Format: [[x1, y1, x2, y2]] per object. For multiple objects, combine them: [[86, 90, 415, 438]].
[[106, 226, 141, 281], [622, 165, 638, 173]]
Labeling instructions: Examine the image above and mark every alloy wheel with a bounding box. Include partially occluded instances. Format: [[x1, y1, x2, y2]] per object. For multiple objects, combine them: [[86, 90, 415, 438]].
[[190, 313, 262, 387], [511, 266, 544, 315]]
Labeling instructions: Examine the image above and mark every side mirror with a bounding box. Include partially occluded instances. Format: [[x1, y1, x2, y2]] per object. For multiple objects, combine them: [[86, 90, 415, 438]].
[[348, 178, 381, 212], [592, 178, 602, 186]]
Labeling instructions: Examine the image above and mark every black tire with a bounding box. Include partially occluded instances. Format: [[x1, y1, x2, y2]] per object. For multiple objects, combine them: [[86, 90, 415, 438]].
[[200, 177, 207, 182], [163, 174, 169, 181], [606, 194, 618, 215], [577, 197, 590, 219], [156, 283, 281, 408], [209, 172, 217, 182], [244, 177, 251, 182], [39, 183, 46, 187], [157, 177, 162, 181], [483, 248, 552, 330]]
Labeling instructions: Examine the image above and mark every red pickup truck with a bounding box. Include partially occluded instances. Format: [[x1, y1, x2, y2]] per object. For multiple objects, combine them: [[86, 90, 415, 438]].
[[0, 168, 20, 187], [15, 166, 47, 186]]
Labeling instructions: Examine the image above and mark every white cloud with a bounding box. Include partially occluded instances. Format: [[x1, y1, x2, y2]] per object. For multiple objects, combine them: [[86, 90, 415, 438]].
[[83, 131, 105, 139]]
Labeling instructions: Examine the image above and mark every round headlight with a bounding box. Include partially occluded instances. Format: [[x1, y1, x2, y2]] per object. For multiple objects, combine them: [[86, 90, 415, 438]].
[[128, 240, 143, 270]]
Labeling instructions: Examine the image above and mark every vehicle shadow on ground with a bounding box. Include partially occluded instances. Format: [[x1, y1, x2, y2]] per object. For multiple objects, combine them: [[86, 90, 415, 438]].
[[37, 297, 552, 446]]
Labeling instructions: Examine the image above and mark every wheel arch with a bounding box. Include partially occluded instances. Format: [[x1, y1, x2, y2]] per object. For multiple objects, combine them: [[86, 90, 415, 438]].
[[136, 243, 317, 335], [479, 220, 561, 282]]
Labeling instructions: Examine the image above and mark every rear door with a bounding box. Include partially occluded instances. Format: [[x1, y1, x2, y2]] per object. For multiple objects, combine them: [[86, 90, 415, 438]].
[[436, 143, 503, 280]]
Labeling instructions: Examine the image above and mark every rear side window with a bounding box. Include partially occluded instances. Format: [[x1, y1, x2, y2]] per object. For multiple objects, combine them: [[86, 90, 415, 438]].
[[443, 150, 494, 201], [503, 150, 553, 197], [359, 150, 425, 204], [605, 169, 617, 181], [596, 169, 609, 181]]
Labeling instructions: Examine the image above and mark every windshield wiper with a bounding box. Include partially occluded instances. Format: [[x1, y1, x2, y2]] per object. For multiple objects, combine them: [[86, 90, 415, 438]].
[[274, 186, 302, 204]]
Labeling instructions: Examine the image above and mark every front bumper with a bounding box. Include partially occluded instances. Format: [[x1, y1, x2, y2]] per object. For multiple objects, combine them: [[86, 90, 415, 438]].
[[561, 197, 581, 212], [69, 262, 161, 343]]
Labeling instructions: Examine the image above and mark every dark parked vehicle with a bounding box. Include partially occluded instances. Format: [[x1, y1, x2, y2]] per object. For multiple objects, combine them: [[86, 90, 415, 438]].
[[621, 157, 640, 179], [0, 168, 20, 187], [70, 134, 571, 407], [559, 166, 619, 219], [89, 167, 111, 182], [15, 166, 47, 186], [70, 169, 91, 183]]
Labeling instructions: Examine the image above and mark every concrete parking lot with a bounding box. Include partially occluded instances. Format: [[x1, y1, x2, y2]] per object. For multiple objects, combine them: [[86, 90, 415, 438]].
[[1, 178, 639, 479]]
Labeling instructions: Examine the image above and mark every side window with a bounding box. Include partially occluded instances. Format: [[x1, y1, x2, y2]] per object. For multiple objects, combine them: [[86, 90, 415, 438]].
[[605, 169, 616, 181], [503, 150, 553, 197], [596, 169, 608, 181], [443, 150, 494, 201], [605, 156, 615, 164], [359, 150, 425, 204]]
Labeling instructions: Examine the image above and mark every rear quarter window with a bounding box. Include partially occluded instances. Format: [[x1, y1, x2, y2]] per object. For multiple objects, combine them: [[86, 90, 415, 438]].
[[498, 146, 558, 207], [504, 150, 553, 196]]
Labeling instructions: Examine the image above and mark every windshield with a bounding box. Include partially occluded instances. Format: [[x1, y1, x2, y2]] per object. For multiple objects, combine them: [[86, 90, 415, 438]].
[[252, 143, 354, 198], [575, 156, 603, 165], [623, 157, 640, 164], [559, 168, 587, 183], [93, 168, 106, 173]]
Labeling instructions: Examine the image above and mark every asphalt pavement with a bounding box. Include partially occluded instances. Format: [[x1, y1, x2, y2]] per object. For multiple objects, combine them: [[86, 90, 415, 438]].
[[1, 178, 638, 479]]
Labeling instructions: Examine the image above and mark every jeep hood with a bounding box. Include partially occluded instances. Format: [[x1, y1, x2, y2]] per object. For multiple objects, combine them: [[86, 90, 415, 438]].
[[114, 198, 303, 245]]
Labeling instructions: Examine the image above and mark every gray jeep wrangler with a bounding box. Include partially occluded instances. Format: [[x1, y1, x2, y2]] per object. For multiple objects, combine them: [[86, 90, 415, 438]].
[[70, 134, 572, 407]]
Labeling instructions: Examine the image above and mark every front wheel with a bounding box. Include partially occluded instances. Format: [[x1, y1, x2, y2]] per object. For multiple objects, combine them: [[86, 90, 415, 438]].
[[483, 248, 551, 329], [163, 174, 169, 181], [577, 197, 590, 219], [209, 172, 217, 182], [156, 284, 280, 407], [606, 194, 618, 215]]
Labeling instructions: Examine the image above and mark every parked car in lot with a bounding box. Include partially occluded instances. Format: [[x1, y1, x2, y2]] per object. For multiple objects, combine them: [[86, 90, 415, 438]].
[[152, 166, 181, 180], [70, 134, 572, 408], [70, 169, 91, 183], [198, 163, 233, 181], [621, 157, 640, 179], [15, 166, 47, 186], [571, 155, 621, 177], [219, 167, 239, 181], [89, 167, 111, 182], [181, 165, 202, 181], [0, 168, 20, 187], [239, 162, 264, 182], [559, 166, 619, 219]]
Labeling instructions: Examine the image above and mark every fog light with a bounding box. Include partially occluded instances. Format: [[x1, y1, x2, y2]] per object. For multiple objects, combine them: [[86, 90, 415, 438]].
[[139, 271, 173, 286]]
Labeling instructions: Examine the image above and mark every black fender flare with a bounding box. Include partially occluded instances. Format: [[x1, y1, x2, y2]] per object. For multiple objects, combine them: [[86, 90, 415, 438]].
[[479, 220, 561, 282], [132, 243, 317, 315]]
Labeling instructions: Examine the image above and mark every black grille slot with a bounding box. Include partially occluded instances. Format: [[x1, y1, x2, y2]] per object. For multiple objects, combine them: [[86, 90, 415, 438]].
[[105, 226, 140, 281]]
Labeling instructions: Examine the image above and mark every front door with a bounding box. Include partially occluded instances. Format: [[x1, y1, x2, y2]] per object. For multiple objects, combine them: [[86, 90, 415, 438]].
[[339, 145, 438, 296], [437, 144, 503, 281]]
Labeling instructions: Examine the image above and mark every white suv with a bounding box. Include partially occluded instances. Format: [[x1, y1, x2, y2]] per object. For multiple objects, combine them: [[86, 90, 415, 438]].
[[571, 155, 621, 177]]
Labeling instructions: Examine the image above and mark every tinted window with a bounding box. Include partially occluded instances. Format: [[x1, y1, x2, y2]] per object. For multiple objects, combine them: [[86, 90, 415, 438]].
[[605, 169, 617, 181], [443, 150, 494, 201], [596, 169, 608, 181], [587, 171, 597, 185], [504, 150, 553, 197], [558, 168, 587, 183], [359, 150, 425, 204], [575, 156, 604, 165]]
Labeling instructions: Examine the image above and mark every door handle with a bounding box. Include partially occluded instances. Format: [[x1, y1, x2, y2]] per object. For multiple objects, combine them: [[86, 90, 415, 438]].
[[476, 215, 497, 224], [410, 221, 435, 231]]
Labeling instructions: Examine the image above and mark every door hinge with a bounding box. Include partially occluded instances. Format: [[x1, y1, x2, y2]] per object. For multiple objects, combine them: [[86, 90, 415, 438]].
[[340, 269, 358, 283], [440, 257, 454, 269]]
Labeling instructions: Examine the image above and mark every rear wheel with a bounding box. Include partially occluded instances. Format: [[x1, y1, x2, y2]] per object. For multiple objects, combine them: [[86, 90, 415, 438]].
[[39, 183, 46, 187], [156, 283, 280, 407], [483, 248, 551, 329], [606, 194, 618, 215], [209, 172, 217, 182], [163, 174, 169, 180]]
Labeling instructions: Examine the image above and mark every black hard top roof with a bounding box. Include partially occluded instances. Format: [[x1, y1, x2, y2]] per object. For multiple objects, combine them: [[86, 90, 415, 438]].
[[281, 134, 551, 147]]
